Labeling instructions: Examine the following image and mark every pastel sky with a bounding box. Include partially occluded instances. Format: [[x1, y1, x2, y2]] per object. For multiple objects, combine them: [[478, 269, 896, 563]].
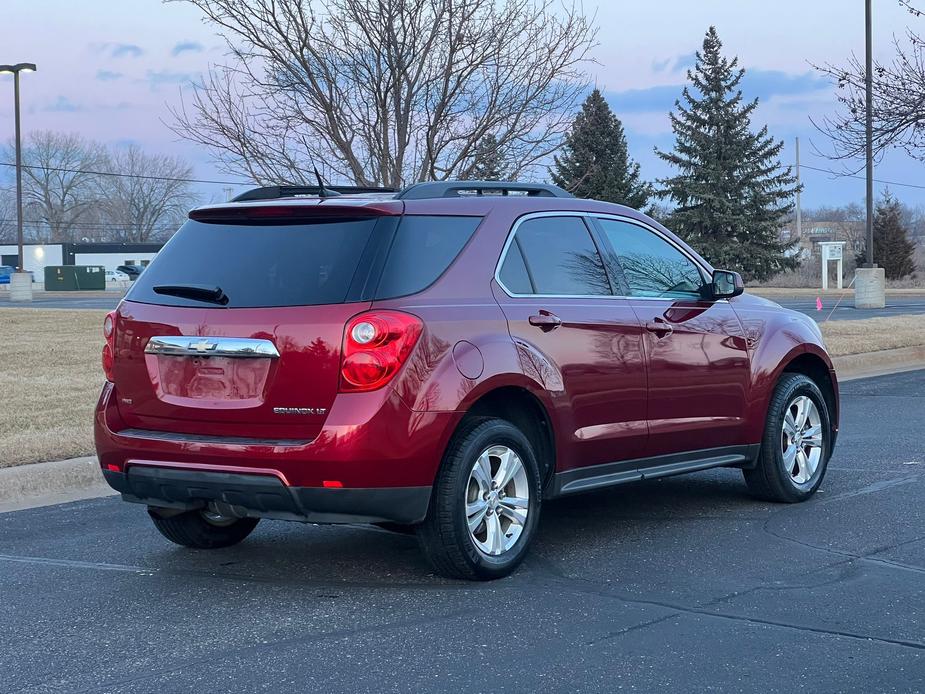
[[1, 0, 923, 207]]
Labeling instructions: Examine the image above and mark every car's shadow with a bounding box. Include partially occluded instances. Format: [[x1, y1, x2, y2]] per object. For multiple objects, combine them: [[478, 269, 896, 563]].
[[145, 468, 770, 588]]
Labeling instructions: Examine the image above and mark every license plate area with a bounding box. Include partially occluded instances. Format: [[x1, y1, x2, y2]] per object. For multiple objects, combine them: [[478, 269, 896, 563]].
[[146, 354, 273, 407]]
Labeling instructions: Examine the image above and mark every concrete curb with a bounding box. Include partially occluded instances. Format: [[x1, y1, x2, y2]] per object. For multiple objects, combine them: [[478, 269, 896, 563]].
[[0, 456, 114, 513], [833, 345, 925, 381]]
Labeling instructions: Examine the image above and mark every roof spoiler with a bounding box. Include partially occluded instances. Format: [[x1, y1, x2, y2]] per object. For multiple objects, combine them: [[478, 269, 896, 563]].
[[189, 201, 403, 224]]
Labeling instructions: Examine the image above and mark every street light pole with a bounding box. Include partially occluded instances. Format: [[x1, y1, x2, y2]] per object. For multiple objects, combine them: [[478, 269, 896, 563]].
[[0, 62, 36, 302], [13, 69, 24, 273]]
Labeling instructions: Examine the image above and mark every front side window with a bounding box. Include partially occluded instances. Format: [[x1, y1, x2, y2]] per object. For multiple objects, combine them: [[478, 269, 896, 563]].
[[596, 218, 704, 298], [500, 216, 611, 296]]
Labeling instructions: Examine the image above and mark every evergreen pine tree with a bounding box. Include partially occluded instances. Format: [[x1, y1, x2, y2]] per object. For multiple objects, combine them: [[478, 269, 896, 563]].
[[655, 27, 799, 282], [464, 135, 506, 180], [856, 191, 916, 279], [550, 89, 652, 209]]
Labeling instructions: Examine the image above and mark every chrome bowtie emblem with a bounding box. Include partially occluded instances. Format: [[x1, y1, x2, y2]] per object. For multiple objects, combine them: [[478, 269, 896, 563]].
[[188, 339, 218, 353]]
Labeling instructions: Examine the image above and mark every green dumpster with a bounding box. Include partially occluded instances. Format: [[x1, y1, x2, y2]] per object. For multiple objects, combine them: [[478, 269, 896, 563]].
[[44, 265, 106, 291]]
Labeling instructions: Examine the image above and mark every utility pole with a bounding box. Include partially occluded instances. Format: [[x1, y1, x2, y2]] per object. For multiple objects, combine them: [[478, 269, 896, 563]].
[[795, 137, 802, 242], [855, 0, 885, 309], [864, 0, 874, 267]]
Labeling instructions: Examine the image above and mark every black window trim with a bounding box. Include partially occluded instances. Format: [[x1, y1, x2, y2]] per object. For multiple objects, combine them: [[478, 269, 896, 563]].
[[494, 211, 717, 301]]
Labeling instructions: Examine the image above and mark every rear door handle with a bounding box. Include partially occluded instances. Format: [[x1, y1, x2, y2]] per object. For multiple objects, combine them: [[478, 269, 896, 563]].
[[529, 311, 562, 331], [645, 318, 673, 338]]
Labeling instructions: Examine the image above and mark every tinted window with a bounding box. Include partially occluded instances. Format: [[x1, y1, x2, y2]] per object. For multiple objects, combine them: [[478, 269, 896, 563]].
[[498, 240, 533, 294], [596, 219, 704, 298], [127, 219, 378, 308], [509, 216, 610, 295], [375, 216, 480, 299]]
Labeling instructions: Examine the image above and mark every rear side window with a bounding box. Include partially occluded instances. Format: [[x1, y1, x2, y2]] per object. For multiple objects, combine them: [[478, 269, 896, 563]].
[[127, 219, 379, 308], [375, 215, 481, 299], [501, 216, 611, 296], [498, 240, 532, 294]]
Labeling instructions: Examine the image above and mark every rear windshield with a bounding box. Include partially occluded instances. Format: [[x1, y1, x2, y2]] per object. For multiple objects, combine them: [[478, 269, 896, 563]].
[[126, 214, 481, 308], [127, 219, 379, 308]]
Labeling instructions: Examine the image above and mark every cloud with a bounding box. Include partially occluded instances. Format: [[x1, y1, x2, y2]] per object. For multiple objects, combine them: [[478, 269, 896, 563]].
[[96, 70, 123, 82], [42, 96, 83, 113], [603, 85, 681, 115], [91, 42, 144, 59], [171, 41, 205, 57], [142, 70, 197, 89], [652, 52, 698, 75], [604, 69, 831, 115], [740, 70, 830, 99]]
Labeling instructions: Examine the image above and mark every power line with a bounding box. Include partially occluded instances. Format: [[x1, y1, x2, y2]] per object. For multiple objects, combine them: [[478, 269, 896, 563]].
[[0, 218, 181, 229], [797, 163, 925, 191], [4, 158, 925, 192], [0, 161, 251, 187]]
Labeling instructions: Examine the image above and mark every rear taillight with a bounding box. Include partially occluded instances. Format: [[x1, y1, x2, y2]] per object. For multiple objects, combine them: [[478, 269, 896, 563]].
[[339, 311, 422, 392], [102, 311, 116, 381]]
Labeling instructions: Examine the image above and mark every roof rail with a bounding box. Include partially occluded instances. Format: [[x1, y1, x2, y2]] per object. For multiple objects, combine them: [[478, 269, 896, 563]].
[[396, 181, 573, 200], [231, 185, 398, 202]]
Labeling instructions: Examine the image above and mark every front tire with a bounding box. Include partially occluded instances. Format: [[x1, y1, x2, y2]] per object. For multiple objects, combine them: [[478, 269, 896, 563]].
[[149, 508, 259, 549], [744, 373, 832, 502], [418, 418, 542, 580]]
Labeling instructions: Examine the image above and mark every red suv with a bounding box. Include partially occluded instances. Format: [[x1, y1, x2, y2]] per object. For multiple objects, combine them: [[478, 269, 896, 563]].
[[95, 181, 838, 580]]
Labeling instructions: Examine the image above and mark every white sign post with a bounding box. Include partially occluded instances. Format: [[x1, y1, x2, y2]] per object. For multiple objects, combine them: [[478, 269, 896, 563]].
[[818, 241, 846, 291]]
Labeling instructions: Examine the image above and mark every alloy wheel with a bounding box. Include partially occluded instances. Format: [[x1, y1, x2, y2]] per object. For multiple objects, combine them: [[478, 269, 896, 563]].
[[781, 395, 824, 485], [465, 445, 530, 556]]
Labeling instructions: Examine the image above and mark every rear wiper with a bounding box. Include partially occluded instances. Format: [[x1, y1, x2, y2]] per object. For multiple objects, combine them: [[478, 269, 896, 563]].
[[153, 284, 229, 306]]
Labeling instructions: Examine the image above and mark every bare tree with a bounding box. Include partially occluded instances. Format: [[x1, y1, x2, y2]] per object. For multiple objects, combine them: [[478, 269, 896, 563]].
[[813, 1, 925, 163], [169, 0, 597, 187], [802, 202, 867, 255], [0, 188, 15, 243], [2, 131, 107, 242], [98, 146, 197, 242]]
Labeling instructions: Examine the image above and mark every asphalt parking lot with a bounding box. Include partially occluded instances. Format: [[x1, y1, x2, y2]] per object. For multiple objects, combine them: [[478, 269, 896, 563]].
[[0, 291, 124, 310], [773, 295, 925, 322], [1, 370, 924, 693]]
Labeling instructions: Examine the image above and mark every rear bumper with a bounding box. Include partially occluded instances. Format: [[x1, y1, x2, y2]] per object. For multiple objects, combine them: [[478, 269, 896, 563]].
[[103, 467, 430, 524], [95, 381, 461, 523]]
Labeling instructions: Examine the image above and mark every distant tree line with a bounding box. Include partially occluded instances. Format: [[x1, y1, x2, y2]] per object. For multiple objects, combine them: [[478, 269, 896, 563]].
[[0, 131, 197, 245]]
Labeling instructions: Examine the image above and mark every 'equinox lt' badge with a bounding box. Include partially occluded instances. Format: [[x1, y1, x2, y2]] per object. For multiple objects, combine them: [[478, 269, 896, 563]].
[[273, 407, 327, 416]]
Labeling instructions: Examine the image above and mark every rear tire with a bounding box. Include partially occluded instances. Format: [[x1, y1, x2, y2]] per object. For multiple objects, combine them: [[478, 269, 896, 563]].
[[418, 417, 541, 580], [744, 373, 832, 503], [149, 508, 259, 549]]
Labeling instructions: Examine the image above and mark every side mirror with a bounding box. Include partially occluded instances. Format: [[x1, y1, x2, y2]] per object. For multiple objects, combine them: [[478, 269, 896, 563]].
[[710, 269, 744, 299]]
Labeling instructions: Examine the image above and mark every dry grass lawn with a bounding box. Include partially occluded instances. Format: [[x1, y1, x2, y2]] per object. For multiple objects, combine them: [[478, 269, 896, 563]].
[[0, 308, 923, 468], [820, 314, 925, 357], [1, 308, 106, 468]]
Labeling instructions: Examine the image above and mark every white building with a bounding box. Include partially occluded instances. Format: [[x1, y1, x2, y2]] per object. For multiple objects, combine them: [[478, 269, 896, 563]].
[[0, 242, 162, 277]]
